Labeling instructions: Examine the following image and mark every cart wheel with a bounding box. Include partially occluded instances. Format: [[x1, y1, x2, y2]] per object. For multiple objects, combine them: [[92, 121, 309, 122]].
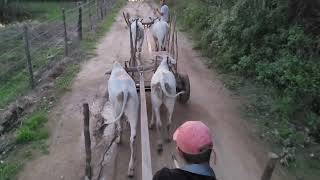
[[177, 74, 190, 104]]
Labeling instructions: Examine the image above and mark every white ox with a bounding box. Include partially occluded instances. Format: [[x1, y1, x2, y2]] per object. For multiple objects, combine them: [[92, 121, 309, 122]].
[[107, 61, 139, 177], [151, 18, 169, 51], [150, 55, 184, 151], [129, 18, 144, 53]]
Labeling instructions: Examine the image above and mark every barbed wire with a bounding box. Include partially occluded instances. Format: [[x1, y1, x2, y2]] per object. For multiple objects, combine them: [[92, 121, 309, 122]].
[[0, 31, 24, 44], [0, 0, 115, 83], [30, 34, 65, 54], [0, 44, 25, 59]]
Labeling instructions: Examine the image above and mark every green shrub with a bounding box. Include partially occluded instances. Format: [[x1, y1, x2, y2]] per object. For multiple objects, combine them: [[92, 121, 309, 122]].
[[16, 112, 49, 144], [172, 0, 320, 175], [0, 162, 21, 180]]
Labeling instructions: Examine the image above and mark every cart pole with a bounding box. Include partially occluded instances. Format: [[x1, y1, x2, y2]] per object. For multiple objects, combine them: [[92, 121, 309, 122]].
[[261, 152, 279, 180], [139, 73, 153, 180]]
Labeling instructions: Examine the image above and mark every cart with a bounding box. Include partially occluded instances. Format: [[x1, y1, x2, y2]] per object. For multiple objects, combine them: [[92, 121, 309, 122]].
[[122, 12, 190, 103]]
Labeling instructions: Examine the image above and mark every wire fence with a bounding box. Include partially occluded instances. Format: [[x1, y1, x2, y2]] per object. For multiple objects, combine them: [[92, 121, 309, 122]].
[[0, 0, 116, 88]]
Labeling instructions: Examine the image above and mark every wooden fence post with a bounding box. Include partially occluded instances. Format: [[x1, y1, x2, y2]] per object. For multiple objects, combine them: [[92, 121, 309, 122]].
[[83, 103, 92, 180], [129, 20, 134, 67], [78, 3, 83, 40], [261, 152, 279, 180], [23, 25, 34, 88], [100, 0, 104, 19], [96, 0, 100, 20], [62, 9, 68, 56], [88, 4, 93, 31]]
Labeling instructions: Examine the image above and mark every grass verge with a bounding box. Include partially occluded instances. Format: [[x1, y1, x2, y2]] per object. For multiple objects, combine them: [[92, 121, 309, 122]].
[[0, 1, 126, 179]]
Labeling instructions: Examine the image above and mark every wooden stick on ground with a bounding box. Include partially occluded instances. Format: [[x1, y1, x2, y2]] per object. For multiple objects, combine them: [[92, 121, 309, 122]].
[[83, 103, 92, 180], [261, 152, 279, 180]]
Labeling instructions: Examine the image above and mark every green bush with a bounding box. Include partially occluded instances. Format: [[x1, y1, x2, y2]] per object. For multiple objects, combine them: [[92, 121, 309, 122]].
[[16, 112, 49, 144], [171, 0, 320, 174], [173, 0, 320, 140], [0, 162, 21, 180]]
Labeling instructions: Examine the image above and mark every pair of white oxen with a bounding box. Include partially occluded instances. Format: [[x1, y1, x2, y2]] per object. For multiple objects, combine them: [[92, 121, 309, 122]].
[[107, 18, 182, 177]]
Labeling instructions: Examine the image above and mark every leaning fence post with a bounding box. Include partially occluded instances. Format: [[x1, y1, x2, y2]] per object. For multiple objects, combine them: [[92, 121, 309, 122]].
[[62, 9, 68, 56], [83, 103, 92, 180], [23, 25, 34, 88], [78, 2, 83, 40], [261, 152, 279, 180]]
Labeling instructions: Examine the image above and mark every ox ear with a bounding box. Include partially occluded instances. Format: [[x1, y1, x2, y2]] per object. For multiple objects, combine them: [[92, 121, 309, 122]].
[[168, 56, 177, 65]]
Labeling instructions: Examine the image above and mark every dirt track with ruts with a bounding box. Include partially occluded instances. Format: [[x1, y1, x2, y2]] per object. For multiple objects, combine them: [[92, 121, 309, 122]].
[[18, 1, 286, 180]]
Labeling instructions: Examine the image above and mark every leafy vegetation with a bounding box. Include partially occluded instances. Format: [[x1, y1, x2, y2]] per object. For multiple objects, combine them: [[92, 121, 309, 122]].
[[16, 112, 49, 143], [169, 0, 320, 178], [0, 162, 22, 180]]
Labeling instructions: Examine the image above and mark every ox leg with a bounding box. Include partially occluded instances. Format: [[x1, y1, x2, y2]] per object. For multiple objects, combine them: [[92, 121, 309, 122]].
[[113, 102, 122, 144], [128, 120, 137, 177], [126, 98, 139, 177], [138, 38, 143, 52], [149, 108, 155, 129], [153, 36, 159, 51], [116, 119, 122, 144], [164, 98, 175, 142], [155, 108, 163, 152]]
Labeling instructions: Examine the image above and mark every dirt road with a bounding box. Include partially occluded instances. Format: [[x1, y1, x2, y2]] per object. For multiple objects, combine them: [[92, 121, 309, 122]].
[[19, 1, 283, 180]]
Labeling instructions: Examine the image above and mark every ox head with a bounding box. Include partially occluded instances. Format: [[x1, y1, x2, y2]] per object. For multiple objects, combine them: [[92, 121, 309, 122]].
[[157, 55, 176, 69], [112, 61, 123, 69], [105, 61, 124, 75], [149, 16, 160, 24]]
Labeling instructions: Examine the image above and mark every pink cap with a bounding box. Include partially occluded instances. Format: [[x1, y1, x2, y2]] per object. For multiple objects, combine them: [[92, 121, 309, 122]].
[[173, 121, 213, 155]]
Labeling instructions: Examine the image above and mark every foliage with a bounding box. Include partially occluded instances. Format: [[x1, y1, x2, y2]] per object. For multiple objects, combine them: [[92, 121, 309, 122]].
[[56, 63, 80, 92], [16, 112, 49, 143], [170, 0, 320, 178], [0, 162, 21, 180]]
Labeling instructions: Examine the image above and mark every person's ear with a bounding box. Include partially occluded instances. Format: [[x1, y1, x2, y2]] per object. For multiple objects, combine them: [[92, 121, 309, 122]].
[[176, 147, 183, 158]]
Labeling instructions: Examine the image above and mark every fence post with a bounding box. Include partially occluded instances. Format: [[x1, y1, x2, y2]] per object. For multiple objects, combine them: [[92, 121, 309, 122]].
[[88, 3, 93, 31], [78, 2, 83, 40], [261, 152, 279, 180], [62, 9, 68, 56], [23, 25, 34, 88], [100, 0, 104, 19], [96, 0, 100, 20], [104, 0, 107, 16], [83, 103, 92, 180]]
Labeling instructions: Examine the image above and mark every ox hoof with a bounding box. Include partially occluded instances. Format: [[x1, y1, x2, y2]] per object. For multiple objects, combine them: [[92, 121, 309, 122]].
[[127, 168, 134, 177], [149, 123, 155, 130], [157, 144, 163, 153], [116, 136, 121, 144]]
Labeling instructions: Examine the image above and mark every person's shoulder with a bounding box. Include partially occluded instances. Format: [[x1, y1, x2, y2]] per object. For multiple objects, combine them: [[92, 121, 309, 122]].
[[153, 168, 183, 180], [162, 4, 169, 9]]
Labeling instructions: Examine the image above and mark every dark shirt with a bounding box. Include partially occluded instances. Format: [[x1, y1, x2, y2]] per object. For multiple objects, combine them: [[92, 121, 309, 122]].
[[153, 168, 217, 180]]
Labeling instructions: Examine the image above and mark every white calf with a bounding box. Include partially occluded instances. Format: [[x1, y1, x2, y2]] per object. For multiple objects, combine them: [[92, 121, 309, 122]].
[[130, 18, 144, 53], [151, 18, 169, 51], [150, 55, 184, 151], [108, 61, 139, 177]]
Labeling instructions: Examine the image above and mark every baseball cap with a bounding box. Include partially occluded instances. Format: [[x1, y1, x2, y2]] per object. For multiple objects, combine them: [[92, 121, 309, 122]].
[[173, 121, 213, 155]]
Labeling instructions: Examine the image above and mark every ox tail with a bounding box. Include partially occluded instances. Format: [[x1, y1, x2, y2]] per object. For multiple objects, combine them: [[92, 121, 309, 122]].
[[106, 90, 128, 124], [114, 90, 128, 122], [160, 72, 185, 98]]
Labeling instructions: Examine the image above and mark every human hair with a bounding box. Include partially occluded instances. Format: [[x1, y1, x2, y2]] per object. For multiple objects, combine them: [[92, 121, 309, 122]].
[[179, 148, 212, 164]]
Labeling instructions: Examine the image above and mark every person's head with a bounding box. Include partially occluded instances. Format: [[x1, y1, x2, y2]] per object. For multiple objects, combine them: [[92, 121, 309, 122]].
[[160, 0, 165, 6], [173, 121, 215, 164]]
